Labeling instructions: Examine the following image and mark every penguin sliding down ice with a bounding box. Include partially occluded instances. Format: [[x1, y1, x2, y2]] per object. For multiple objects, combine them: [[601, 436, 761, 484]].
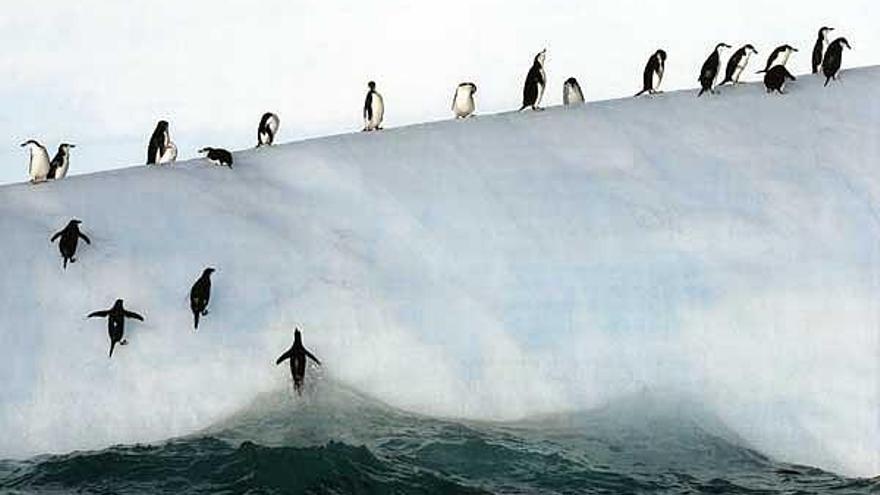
[[562, 77, 584, 105], [50, 219, 91, 269], [198, 147, 233, 168], [257, 112, 280, 147], [276, 328, 321, 394], [519, 49, 547, 111], [363, 81, 384, 131], [451, 82, 477, 118], [88, 299, 144, 358], [720, 44, 758, 86], [698, 43, 731, 96], [822, 37, 852, 86], [764, 65, 796, 94], [758, 45, 798, 73], [48, 143, 75, 180], [21, 140, 50, 183], [635, 50, 667, 97], [812, 27, 834, 74], [147, 120, 177, 164], [189, 267, 214, 330]]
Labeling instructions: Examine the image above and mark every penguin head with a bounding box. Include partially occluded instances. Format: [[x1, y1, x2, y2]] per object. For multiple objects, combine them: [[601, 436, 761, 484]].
[[468, 82, 477, 94], [655, 49, 667, 62], [156, 120, 169, 132], [782, 44, 798, 53], [113, 299, 124, 309], [59, 143, 75, 154], [20, 139, 43, 149], [744, 44, 758, 55], [715, 43, 731, 52], [819, 26, 834, 38], [534, 49, 546, 66], [835, 37, 852, 50], [203, 267, 216, 277], [367, 81, 376, 91], [67, 219, 82, 228], [294, 328, 302, 343], [198, 147, 214, 154]]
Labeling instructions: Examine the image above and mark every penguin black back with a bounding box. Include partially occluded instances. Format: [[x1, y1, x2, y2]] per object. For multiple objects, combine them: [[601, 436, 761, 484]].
[[198, 147, 233, 168], [698, 43, 729, 97], [763, 65, 796, 94], [822, 38, 851, 86], [520, 49, 547, 111], [147, 120, 169, 165], [190, 267, 215, 329], [50, 219, 90, 269], [88, 299, 144, 358], [636, 50, 666, 96], [364, 81, 376, 120], [276, 328, 321, 394], [812, 27, 833, 74]]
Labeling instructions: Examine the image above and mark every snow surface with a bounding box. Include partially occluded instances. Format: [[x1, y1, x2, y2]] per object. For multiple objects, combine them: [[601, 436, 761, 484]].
[[1, 67, 878, 477]]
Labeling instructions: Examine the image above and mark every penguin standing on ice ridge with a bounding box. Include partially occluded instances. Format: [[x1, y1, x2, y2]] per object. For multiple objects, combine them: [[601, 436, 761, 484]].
[[635, 50, 667, 97], [720, 44, 758, 86], [189, 267, 215, 330], [50, 219, 91, 269], [198, 147, 233, 168], [812, 27, 834, 74], [519, 49, 547, 111], [764, 65, 796, 94], [257, 112, 280, 147], [21, 140, 50, 183], [48, 143, 75, 180], [362, 81, 384, 131], [276, 328, 321, 394], [147, 120, 177, 165], [698, 43, 731, 96], [562, 77, 584, 105], [758, 45, 798, 73], [88, 299, 144, 358], [822, 37, 852, 86], [451, 82, 477, 118]]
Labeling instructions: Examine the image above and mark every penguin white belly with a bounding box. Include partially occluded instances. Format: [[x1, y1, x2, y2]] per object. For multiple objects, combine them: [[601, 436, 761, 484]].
[[159, 142, 177, 164], [55, 160, 69, 179], [453, 91, 475, 117], [29, 152, 50, 182], [734, 54, 750, 82], [563, 84, 584, 105], [770, 52, 790, 68], [368, 94, 384, 130], [653, 69, 663, 90], [268, 116, 279, 135]]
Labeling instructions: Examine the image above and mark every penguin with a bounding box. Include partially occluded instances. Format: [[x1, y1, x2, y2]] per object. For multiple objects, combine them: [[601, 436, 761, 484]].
[[87, 299, 144, 358], [822, 37, 852, 86], [812, 27, 834, 74], [276, 328, 321, 394], [720, 44, 758, 85], [20, 140, 51, 183], [758, 45, 798, 73], [257, 112, 280, 147], [519, 49, 547, 111], [48, 143, 75, 180], [50, 219, 91, 269], [635, 49, 667, 97], [451, 82, 477, 119], [147, 120, 171, 165], [562, 77, 584, 105], [198, 147, 233, 168], [698, 43, 731, 97], [362, 81, 384, 131], [764, 65, 797, 94], [189, 267, 215, 330]]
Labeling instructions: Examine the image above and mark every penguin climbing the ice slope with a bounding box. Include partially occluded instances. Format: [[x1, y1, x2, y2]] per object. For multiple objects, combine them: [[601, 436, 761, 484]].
[[822, 37, 852, 86], [451, 82, 477, 118], [198, 147, 233, 168], [720, 44, 758, 85], [764, 65, 796, 94], [758, 45, 798, 73], [147, 120, 172, 164], [362, 81, 384, 131], [698, 43, 731, 96], [519, 49, 547, 111], [50, 219, 91, 269], [21, 140, 50, 183], [88, 299, 144, 358], [812, 27, 834, 74], [276, 328, 321, 394], [257, 112, 280, 147], [635, 49, 667, 96], [189, 267, 215, 330], [562, 77, 584, 105], [48, 143, 75, 180]]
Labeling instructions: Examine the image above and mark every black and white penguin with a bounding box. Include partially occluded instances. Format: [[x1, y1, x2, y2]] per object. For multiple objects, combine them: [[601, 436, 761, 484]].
[[363, 81, 384, 131], [189, 267, 215, 330], [698, 43, 731, 97], [451, 82, 477, 118], [812, 27, 834, 74], [50, 219, 91, 269], [562, 77, 584, 105], [764, 65, 796, 94], [20, 140, 50, 183], [87, 299, 144, 358], [198, 147, 233, 168], [519, 49, 547, 111], [257, 112, 280, 147], [276, 328, 321, 394], [822, 37, 852, 86], [758, 45, 798, 73], [147, 120, 174, 165], [48, 143, 75, 180], [720, 44, 758, 86], [635, 49, 667, 97]]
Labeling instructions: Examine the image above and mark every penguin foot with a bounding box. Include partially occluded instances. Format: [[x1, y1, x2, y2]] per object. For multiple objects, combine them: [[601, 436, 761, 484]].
[[202, 310, 209, 316], [120, 340, 128, 346]]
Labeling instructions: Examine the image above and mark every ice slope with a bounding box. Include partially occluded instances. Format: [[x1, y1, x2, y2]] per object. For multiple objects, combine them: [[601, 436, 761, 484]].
[[0, 67, 878, 477]]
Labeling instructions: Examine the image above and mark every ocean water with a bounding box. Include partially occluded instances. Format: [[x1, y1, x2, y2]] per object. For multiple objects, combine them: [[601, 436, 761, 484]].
[[1, 382, 875, 494]]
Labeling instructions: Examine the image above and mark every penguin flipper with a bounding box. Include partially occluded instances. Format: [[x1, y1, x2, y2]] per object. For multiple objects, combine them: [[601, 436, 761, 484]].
[[305, 349, 321, 366], [276, 349, 293, 365], [88, 310, 110, 318], [50, 231, 62, 243], [124, 310, 144, 321], [79, 233, 91, 244]]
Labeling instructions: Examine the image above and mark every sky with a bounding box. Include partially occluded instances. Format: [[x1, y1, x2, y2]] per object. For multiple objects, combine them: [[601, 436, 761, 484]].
[[1, 0, 878, 184]]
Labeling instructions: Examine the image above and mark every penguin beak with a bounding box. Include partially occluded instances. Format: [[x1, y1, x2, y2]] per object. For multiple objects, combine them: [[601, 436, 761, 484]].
[[69, 144, 76, 148], [19, 142, 27, 147]]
